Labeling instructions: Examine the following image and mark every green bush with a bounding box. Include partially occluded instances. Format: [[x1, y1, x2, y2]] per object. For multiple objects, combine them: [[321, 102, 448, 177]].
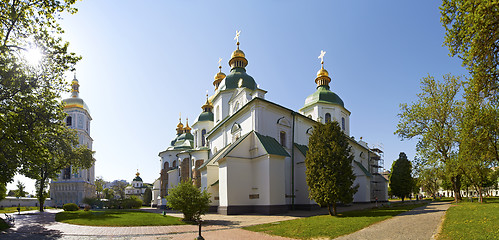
[[122, 196, 143, 209], [63, 203, 79, 211], [166, 180, 211, 222]]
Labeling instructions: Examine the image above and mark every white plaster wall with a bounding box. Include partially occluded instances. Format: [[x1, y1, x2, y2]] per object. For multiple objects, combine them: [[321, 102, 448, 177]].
[[218, 161, 228, 207], [353, 173, 371, 202], [268, 156, 286, 205], [168, 168, 180, 189], [251, 156, 270, 205]]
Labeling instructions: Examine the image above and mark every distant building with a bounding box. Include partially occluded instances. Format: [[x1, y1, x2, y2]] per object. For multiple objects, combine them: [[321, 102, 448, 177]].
[[50, 76, 96, 206], [125, 171, 148, 199], [151, 178, 161, 207]]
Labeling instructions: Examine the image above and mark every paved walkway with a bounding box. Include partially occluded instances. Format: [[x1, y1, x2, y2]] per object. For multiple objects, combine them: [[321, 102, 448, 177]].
[[0, 201, 449, 240], [335, 201, 451, 240]]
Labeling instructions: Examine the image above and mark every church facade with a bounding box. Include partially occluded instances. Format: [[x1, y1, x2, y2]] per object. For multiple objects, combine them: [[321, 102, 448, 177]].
[[49, 76, 96, 207], [158, 34, 387, 214]]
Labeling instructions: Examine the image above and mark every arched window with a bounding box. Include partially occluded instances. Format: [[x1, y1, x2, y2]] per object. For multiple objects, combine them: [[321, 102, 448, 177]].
[[164, 162, 169, 170], [66, 116, 72, 126], [280, 131, 286, 147], [325, 113, 331, 123], [201, 129, 206, 146], [342, 117, 345, 131], [172, 160, 177, 168]]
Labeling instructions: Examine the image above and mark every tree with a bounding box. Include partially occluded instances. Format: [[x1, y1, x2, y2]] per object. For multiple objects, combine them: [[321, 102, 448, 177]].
[[15, 181, 27, 197], [395, 74, 464, 202], [305, 121, 358, 216], [103, 188, 115, 200], [112, 181, 127, 200], [418, 167, 440, 199], [441, 0, 499, 98], [143, 188, 152, 206], [0, 183, 6, 201], [165, 180, 211, 222], [389, 153, 414, 201], [95, 176, 105, 198], [0, 0, 82, 186]]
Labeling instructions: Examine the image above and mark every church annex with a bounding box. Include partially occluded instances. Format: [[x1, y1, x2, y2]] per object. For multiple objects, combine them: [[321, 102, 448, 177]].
[[158, 32, 387, 214]]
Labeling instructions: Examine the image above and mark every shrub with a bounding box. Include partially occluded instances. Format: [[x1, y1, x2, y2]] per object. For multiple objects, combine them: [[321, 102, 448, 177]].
[[63, 203, 79, 211], [166, 180, 211, 222], [84, 205, 91, 211], [122, 196, 143, 209]]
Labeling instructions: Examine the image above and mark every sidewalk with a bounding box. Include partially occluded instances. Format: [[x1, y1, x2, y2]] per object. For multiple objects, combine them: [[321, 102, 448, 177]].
[[334, 201, 451, 240], [0, 201, 441, 240]]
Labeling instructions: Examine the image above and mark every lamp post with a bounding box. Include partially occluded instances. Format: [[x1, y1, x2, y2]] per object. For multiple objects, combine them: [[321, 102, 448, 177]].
[[196, 220, 204, 240]]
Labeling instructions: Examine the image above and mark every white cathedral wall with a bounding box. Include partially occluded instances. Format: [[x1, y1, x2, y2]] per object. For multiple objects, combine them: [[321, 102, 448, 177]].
[[218, 161, 228, 207], [268, 156, 286, 205]]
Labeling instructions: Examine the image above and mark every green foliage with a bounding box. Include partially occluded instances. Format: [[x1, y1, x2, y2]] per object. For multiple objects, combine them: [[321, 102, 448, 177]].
[[123, 196, 143, 209], [15, 181, 27, 197], [112, 181, 127, 200], [441, 0, 499, 97], [63, 203, 79, 211], [395, 74, 464, 201], [0, 183, 6, 201], [439, 198, 499, 239], [166, 180, 211, 222], [418, 167, 440, 199], [0, 218, 9, 231], [244, 203, 426, 239], [103, 188, 115, 200], [143, 188, 152, 205], [94, 176, 105, 197], [389, 153, 414, 201], [305, 121, 358, 215], [55, 210, 188, 227]]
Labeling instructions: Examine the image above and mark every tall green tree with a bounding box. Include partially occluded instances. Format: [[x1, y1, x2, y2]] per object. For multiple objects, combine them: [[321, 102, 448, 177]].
[[15, 180, 26, 197], [305, 121, 358, 216], [389, 153, 414, 201], [95, 176, 105, 198], [112, 181, 127, 200], [441, 0, 499, 97], [143, 188, 152, 206], [395, 74, 464, 201], [418, 166, 440, 199], [0, 0, 82, 186]]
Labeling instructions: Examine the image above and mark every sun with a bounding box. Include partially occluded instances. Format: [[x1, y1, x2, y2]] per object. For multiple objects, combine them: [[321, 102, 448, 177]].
[[24, 47, 43, 66]]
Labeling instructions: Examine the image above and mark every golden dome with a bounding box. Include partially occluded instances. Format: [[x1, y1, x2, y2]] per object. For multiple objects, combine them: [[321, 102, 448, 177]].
[[176, 122, 184, 128], [317, 67, 329, 77], [184, 118, 192, 132], [231, 49, 245, 58]]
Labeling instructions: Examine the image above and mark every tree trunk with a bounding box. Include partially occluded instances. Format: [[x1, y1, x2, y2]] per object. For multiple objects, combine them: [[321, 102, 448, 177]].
[[477, 186, 483, 203], [37, 178, 47, 212], [327, 204, 333, 216], [451, 175, 462, 202], [332, 202, 337, 216], [401, 196, 405, 202]]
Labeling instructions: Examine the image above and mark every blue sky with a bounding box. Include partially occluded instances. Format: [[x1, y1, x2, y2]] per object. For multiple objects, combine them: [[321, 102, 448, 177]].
[[9, 1, 469, 194]]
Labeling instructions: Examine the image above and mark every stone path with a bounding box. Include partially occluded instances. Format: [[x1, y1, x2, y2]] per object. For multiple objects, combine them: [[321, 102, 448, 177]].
[[335, 201, 451, 240], [0, 201, 449, 240]]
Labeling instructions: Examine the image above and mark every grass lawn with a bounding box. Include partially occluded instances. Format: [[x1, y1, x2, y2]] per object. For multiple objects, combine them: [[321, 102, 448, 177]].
[[56, 209, 188, 226], [0, 206, 40, 214], [244, 202, 427, 239], [439, 197, 499, 240]]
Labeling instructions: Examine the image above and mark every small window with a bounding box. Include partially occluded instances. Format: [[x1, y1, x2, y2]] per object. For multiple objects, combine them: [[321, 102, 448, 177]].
[[66, 116, 72, 126], [342, 117, 345, 131], [172, 160, 177, 168], [164, 162, 169, 170], [280, 131, 286, 147], [216, 106, 220, 122], [325, 113, 331, 123], [201, 129, 206, 146]]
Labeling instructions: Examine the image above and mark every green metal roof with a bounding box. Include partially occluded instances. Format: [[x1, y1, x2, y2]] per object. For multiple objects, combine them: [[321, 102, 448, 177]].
[[255, 132, 290, 157], [223, 67, 257, 90], [210, 180, 219, 186], [354, 161, 372, 177], [303, 86, 344, 108], [197, 111, 214, 122], [133, 176, 143, 182], [294, 143, 309, 157]]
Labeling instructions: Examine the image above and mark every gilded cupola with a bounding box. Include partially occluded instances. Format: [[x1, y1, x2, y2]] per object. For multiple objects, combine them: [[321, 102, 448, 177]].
[[223, 30, 257, 90], [213, 58, 226, 90]]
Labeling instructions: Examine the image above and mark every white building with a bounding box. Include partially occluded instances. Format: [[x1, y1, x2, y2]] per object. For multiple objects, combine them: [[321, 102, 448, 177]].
[[125, 171, 148, 197], [50, 76, 96, 207], [158, 36, 387, 214]]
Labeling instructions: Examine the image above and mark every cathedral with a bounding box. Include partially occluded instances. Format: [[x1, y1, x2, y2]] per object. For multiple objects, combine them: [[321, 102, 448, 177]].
[[158, 32, 387, 214], [49, 76, 96, 207]]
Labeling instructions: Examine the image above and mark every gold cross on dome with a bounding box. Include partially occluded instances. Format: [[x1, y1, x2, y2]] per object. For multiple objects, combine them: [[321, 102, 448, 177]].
[[318, 50, 326, 64], [218, 57, 222, 67], [234, 30, 241, 42]]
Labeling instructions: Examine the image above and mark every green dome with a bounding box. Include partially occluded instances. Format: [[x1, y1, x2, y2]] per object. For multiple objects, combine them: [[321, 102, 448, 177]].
[[304, 86, 344, 108], [198, 111, 214, 122], [223, 68, 256, 90], [177, 132, 194, 141], [133, 176, 142, 182]]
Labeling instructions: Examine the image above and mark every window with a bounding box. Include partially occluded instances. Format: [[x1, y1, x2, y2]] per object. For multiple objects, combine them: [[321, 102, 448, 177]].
[[280, 131, 286, 147], [216, 106, 220, 122], [164, 162, 169, 170], [342, 117, 345, 131], [201, 129, 206, 146], [172, 160, 177, 168], [325, 113, 331, 123], [66, 116, 72, 126], [63, 166, 71, 179]]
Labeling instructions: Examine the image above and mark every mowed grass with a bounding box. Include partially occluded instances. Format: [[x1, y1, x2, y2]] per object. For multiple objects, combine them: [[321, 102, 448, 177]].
[[55, 209, 189, 226], [0, 218, 9, 231], [244, 202, 427, 239], [439, 197, 499, 240], [0, 206, 38, 214]]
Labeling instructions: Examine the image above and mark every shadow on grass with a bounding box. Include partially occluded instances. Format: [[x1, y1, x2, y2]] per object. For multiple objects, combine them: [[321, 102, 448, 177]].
[[55, 210, 131, 222], [335, 203, 430, 218]]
